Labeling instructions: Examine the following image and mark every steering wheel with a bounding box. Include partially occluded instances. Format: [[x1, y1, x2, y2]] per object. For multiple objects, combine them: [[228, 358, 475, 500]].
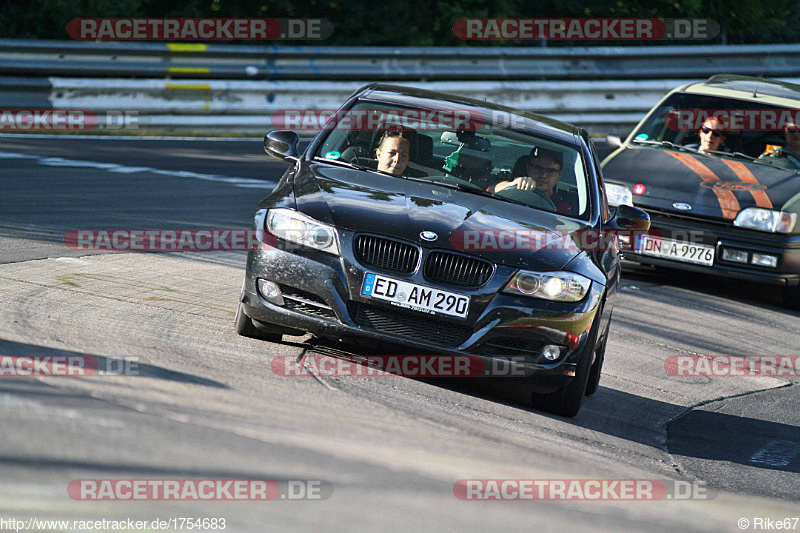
[[495, 186, 557, 211], [781, 149, 800, 169], [759, 148, 800, 170]]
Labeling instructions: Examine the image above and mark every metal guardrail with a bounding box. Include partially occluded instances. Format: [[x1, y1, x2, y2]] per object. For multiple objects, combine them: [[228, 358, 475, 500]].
[[1, 40, 799, 134], [0, 77, 52, 107], [44, 78, 703, 133], [2, 39, 800, 80]]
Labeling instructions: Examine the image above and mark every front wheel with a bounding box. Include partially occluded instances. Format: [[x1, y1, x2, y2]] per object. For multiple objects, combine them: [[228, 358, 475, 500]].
[[234, 302, 284, 343], [533, 305, 603, 417], [782, 283, 800, 310], [535, 348, 592, 418], [584, 322, 609, 396]]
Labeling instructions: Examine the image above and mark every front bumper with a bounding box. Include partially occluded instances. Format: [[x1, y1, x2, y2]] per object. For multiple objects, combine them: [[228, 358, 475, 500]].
[[622, 209, 800, 287], [241, 229, 605, 387]]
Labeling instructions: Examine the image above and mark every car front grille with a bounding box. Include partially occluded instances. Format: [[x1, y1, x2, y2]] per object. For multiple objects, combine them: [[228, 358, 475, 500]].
[[280, 285, 338, 320], [642, 207, 729, 228], [347, 301, 472, 347], [424, 251, 493, 287], [354, 235, 420, 274]]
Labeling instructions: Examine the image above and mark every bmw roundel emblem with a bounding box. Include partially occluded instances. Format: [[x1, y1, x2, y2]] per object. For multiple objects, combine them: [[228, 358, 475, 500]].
[[420, 231, 438, 241], [673, 203, 692, 211]]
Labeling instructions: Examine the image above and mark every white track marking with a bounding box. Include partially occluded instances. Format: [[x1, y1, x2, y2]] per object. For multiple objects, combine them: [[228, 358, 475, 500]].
[[0, 151, 269, 189]]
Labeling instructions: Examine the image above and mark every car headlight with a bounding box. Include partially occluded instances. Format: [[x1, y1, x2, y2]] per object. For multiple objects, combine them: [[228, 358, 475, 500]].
[[503, 270, 592, 302], [733, 208, 797, 234], [266, 208, 341, 255], [605, 183, 633, 207]]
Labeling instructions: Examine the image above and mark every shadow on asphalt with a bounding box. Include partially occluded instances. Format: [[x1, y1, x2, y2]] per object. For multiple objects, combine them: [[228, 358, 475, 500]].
[[301, 336, 800, 479], [667, 403, 800, 475], [0, 338, 227, 389], [621, 261, 798, 314]]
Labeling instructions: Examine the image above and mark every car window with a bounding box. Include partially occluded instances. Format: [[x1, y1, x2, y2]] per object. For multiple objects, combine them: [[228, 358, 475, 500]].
[[588, 138, 609, 222], [631, 92, 798, 161], [313, 101, 592, 219]]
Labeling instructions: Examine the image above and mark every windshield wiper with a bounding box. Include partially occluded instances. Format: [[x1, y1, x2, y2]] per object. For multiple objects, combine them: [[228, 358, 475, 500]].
[[404, 176, 488, 194], [632, 138, 689, 151], [312, 157, 376, 173], [404, 175, 480, 190], [705, 150, 757, 161], [403, 176, 534, 208]]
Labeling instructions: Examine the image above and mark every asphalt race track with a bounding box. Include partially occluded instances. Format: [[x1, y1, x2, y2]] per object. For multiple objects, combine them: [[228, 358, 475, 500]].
[[0, 135, 798, 532]]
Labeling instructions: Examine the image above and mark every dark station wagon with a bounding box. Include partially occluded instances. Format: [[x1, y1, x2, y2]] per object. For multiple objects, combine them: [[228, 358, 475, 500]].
[[602, 75, 800, 309]]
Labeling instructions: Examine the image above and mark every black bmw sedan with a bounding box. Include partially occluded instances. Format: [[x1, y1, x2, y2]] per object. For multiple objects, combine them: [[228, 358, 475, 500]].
[[235, 84, 649, 417]]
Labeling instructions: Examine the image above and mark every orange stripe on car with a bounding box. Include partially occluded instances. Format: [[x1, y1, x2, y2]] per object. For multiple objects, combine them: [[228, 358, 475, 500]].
[[720, 159, 773, 209], [665, 152, 740, 220]]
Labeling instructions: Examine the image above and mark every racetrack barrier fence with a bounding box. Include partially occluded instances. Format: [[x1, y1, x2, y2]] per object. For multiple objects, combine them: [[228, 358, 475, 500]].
[[1, 40, 799, 135]]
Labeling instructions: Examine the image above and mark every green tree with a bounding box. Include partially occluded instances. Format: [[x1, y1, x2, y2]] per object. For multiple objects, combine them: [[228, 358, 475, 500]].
[[0, 0, 797, 45]]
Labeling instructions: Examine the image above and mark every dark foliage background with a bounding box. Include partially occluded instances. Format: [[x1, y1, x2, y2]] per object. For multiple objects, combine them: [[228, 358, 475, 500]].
[[0, 0, 797, 45]]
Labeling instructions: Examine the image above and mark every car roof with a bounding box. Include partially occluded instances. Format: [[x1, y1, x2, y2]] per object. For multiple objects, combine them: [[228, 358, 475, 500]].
[[352, 83, 585, 146], [677, 74, 800, 108]]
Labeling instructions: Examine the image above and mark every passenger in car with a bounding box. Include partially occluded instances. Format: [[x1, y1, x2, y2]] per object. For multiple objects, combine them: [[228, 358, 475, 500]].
[[487, 147, 574, 216], [758, 122, 800, 169], [375, 131, 411, 176], [774, 122, 800, 154]]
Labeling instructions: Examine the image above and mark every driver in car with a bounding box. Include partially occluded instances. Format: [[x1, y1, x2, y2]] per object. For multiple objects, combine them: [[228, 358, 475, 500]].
[[488, 147, 574, 216], [685, 116, 728, 154]]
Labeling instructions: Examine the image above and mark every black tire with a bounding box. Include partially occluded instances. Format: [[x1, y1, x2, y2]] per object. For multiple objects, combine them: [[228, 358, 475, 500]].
[[533, 306, 603, 417], [585, 325, 609, 396], [234, 302, 283, 343], [782, 284, 800, 311], [537, 348, 592, 418]]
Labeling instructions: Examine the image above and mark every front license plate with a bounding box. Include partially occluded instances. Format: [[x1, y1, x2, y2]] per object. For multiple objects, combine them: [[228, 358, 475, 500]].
[[636, 235, 715, 266], [361, 273, 470, 318]]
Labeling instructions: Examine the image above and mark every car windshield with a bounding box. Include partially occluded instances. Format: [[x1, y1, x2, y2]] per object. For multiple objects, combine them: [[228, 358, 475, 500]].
[[630, 92, 800, 168], [312, 101, 591, 219]]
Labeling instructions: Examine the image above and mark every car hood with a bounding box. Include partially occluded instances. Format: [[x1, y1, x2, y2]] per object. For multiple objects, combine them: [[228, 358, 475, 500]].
[[293, 163, 589, 271], [603, 146, 800, 220]]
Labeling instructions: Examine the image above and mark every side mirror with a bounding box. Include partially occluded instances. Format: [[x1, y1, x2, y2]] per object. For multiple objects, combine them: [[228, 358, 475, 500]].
[[606, 135, 623, 149], [609, 204, 650, 232], [264, 130, 300, 162]]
